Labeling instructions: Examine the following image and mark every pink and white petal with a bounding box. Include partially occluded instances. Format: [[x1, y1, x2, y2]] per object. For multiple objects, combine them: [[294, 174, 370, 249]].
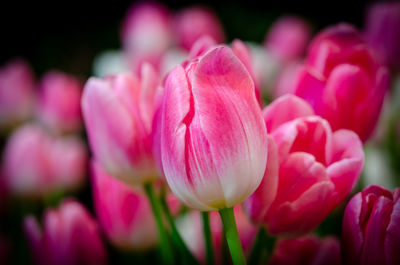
[[188, 35, 218, 60], [139, 63, 159, 130]]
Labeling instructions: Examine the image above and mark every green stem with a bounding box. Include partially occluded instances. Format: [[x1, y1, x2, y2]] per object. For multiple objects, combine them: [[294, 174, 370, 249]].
[[160, 193, 200, 265], [248, 227, 266, 265], [219, 207, 247, 265], [144, 183, 174, 265], [201, 211, 215, 265]]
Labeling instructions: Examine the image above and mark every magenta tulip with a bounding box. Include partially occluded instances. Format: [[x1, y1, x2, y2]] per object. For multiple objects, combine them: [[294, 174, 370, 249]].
[[82, 64, 161, 185], [365, 2, 400, 71], [173, 6, 225, 51], [269, 235, 341, 265], [37, 71, 83, 133], [342, 185, 400, 265], [244, 95, 364, 235], [2, 123, 87, 197], [293, 24, 389, 142], [24, 199, 107, 265], [91, 161, 158, 251], [0, 59, 35, 128], [160, 45, 268, 211]]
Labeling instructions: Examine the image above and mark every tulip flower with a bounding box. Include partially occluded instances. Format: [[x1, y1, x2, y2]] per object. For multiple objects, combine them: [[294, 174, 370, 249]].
[[24, 199, 107, 265], [293, 24, 389, 142], [121, 2, 172, 73], [173, 6, 225, 51], [365, 2, 400, 71], [269, 235, 341, 265], [91, 161, 158, 251], [265, 16, 312, 64], [37, 71, 83, 133], [273, 62, 302, 98], [342, 185, 400, 265], [244, 95, 364, 236], [0, 59, 35, 128], [2, 123, 87, 197], [82, 63, 161, 185]]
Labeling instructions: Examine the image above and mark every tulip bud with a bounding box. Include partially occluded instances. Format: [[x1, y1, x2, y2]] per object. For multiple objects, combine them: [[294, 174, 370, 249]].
[[0, 59, 35, 128], [82, 64, 161, 185], [269, 235, 341, 265], [293, 24, 389, 142], [37, 71, 83, 133], [342, 185, 400, 265], [160, 45, 268, 211], [91, 161, 158, 251], [2, 123, 87, 197], [244, 95, 364, 235], [173, 6, 225, 51], [24, 199, 107, 265]]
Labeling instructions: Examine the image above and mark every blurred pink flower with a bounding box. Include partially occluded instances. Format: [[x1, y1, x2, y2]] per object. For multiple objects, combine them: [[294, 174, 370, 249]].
[[37, 71, 83, 133], [0, 59, 35, 128], [173, 6, 225, 51], [2, 123, 87, 197], [294, 24, 389, 142], [342, 185, 400, 265], [160, 45, 267, 211], [265, 16, 312, 64], [244, 95, 364, 236], [82, 64, 161, 185], [269, 235, 341, 265], [273, 61, 302, 98], [24, 199, 107, 265]]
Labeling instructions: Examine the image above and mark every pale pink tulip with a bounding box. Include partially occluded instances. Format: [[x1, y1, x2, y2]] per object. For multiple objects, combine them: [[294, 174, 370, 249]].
[[244, 95, 364, 235], [160, 45, 268, 211], [37, 71, 83, 133], [294, 24, 389, 142], [82, 63, 161, 185], [173, 6, 225, 51], [24, 199, 107, 265], [91, 161, 158, 251], [2, 123, 87, 197], [273, 62, 302, 98], [0, 59, 35, 128]]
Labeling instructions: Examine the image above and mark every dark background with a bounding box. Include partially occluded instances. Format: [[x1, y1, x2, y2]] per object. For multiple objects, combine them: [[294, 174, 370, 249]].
[[0, 0, 380, 79]]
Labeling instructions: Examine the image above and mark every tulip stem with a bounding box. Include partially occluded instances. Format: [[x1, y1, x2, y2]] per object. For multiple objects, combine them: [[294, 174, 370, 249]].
[[219, 207, 247, 265], [201, 211, 215, 265], [144, 183, 174, 265], [160, 192, 201, 265], [248, 227, 266, 265]]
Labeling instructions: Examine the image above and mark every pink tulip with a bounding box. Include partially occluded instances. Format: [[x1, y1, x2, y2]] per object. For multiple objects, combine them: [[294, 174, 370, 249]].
[[178, 206, 256, 264], [160, 45, 268, 211], [121, 2, 172, 73], [37, 71, 83, 133], [91, 161, 158, 251], [24, 199, 107, 265], [342, 185, 400, 265], [293, 24, 389, 142], [269, 235, 341, 265], [82, 63, 161, 185], [173, 6, 225, 51], [273, 62, 302, 98], [2, 123, 87, 197], [244, 95, 364, 235], [0, 59, 35, 128], [265, 16, 312, 64], [365, 2, 400, 71]]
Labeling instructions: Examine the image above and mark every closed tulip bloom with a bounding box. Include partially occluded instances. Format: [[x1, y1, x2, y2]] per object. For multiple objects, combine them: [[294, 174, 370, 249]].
[[82, 64, 161, 185], [91, 161, 158, 251], [24, 199, 107, 265], [3, 123, 87, 197], [173, 6, 225, 51], [365, 2, 400, 71], [294, 24, 389, 142], [244, 95, 364, 235], [160, 45, 268, 211], [265, 16, 312, 64], [342, 185, 400, 265], [269, 235, 341, 265], [37, 71, 83, 133], [0, 59, 35, 128]]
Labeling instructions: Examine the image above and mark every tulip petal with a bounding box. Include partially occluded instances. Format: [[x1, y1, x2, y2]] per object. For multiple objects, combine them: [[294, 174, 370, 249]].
[[385, 189, 400, 265], [188, 35, 218, 59]]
